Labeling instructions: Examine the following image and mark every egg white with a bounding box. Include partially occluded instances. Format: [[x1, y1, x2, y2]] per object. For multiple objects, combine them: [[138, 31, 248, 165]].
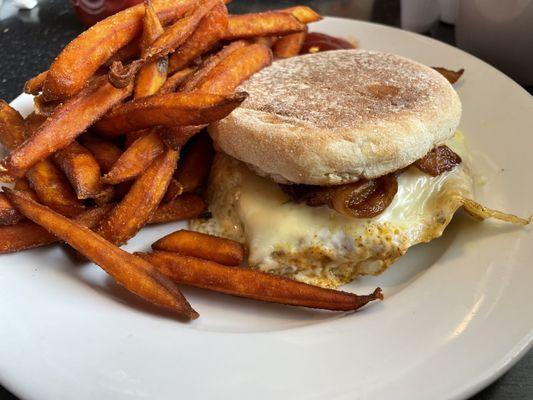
[[192, 133, 475, 288]]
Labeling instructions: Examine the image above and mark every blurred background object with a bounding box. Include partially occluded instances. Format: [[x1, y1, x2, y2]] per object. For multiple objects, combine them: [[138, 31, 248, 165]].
[[13, 0, 37, 10], [455, 0, 533, 85], [70, 0, 142, 26], [401, 0, 440, 32], [401, 0, 533, 84], [400, 0, 458, 31], [438, 0, 456, 23]]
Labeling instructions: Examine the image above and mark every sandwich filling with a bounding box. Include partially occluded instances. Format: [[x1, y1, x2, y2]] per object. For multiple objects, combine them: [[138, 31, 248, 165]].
[[191, 133, 474, 288], [280, 144, 461, 219]]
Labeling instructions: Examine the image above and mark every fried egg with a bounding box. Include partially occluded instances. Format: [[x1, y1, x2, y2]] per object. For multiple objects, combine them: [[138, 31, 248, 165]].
[[191, 133, 527, 288]]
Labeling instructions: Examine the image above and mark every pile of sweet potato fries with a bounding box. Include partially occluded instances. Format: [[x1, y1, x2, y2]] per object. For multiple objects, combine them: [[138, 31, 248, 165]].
[[0, 0, 383, 320]]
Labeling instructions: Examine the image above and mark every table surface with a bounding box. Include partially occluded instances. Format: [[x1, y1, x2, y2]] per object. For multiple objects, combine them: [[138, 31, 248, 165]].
[[0, 0, 531, 399]]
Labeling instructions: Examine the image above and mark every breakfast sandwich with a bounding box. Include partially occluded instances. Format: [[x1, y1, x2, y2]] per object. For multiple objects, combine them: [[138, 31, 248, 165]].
[[191, 49, 529, 288]]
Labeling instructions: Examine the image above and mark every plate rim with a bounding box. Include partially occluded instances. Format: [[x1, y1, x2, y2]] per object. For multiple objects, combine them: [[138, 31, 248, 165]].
[[1, 16, 533, 400]]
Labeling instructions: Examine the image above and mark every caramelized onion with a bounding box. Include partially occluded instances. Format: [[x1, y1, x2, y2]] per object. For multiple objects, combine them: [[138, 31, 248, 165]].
[[335, 174, 398, 218], [283, 179, 378, 208], [432, 67, 464, 84], [280, 184, 327, 205], [282, 174, 397, 219], [330, 180, 378, 214], [282, 144, 459, 217], [414, 145, 462, 177]]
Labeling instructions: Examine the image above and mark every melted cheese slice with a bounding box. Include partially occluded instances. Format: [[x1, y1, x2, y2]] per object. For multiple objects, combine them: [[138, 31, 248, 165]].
[[193, 133, 474, 288]]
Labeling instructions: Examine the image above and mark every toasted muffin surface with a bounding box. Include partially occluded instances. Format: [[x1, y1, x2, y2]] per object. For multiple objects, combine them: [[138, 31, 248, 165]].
[[209, 49, 462, 185]]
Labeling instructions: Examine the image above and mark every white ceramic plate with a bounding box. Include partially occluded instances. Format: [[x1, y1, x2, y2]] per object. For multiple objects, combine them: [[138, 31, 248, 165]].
[[1, 17, 532, 400]]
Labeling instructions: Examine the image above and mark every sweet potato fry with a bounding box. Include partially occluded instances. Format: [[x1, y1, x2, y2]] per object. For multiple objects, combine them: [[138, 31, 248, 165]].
[[150, 193, 206, 223], [43, 0, 196, 100], [134, 0, 168, 98], [96, 148, 178, 245], [26, 160, 86, 217], [78, 134, 123, 173], [23, 112, 47, 135], [160, 125, 203, 149], [157, 67, 196, 94], [0, 203, 114, 254], [17, 112, 87, 217], [0, 222, 57, 253], [67, 202, 114, 226], [3, 76, 133, 178], [0, 173, 15, 183], [24, 70, 48, 95], [102, 129, 166, 184], [279, 6, 322, 23], [152, 230, 244, 266], [113, 181, 133, 201], [0, 100, 26, 150], [273, 29, 307, 59], [0, 195, 204, 253], [252, 36, 277, 48], [193, 43, 273, 95], [143, 0, 220, 62], [0, 194, 24, 225], [13, 179, 31, 191], [162, 44, 265, 151], [433, 67, 465, 84], [168, 2, 229, 73], [124, 129, 147, 147], [161, 178, 183, 203], [138, 251, 383, 311], [93, 187, 117, 206], [3, 189, 198, 319], [224, 12, 304, 40], [104, 38, 141, 67], [53, 141, 107, 199], [0, 180, 38, 225], [13, 180, 39, 204], [109, 0, 221, 87], [175, 133, 214, 193], [125, 2, 169, 186], [95, 91, 247, 135], [180, 40, 247, 92], [140, 0, 165, 54], [33, 95, 60, 117], [135, 58, 169, 97]]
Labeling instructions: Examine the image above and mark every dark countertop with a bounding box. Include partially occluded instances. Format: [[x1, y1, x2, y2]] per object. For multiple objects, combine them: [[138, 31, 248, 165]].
[[0, 0, 531, 399]]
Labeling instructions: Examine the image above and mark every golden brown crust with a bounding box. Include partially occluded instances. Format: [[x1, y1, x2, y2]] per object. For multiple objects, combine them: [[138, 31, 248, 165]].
[[4, 189, 198, 319], [168, 2, 229, 73], [26, 160, 86, 217], [224, 12, 304, 40], [151, 229, 244, 266], [96, 148, 178, 245], [0, 100, 26, 150], [102, 129, 166, 184], [149, 194, 207, 224], [139, 251, 383, 311], [94, 91, 248, 135], [53, 141, 106, 199], [4, 76, 133, 177], [43, 0, 195, 100]]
